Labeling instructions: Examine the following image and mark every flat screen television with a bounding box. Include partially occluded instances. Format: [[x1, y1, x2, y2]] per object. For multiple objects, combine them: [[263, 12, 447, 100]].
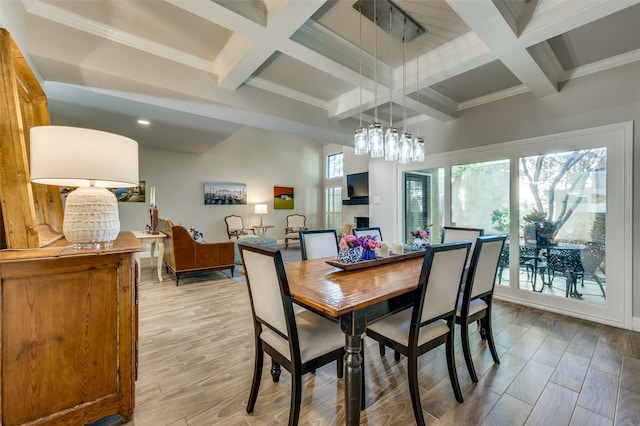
[[347, 172, 368, 199]]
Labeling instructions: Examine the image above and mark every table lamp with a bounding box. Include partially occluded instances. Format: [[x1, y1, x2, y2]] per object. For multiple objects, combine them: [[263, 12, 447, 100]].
[[30, 126, 139, 249], [255, 204, 268, 226]]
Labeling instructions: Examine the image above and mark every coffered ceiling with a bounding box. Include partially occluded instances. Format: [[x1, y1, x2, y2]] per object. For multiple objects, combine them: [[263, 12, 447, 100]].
[[6, 0, 640, 153]]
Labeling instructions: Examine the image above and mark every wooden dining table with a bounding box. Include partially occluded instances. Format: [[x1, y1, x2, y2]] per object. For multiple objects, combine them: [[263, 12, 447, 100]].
[[284, 254, 425, 425]]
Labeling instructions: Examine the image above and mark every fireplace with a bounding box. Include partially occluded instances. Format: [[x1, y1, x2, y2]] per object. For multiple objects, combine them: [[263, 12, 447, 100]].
[[355, 217, 369, 228]]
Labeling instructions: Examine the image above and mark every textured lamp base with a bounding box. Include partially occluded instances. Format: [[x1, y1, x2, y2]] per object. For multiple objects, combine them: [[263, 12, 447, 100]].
[[63, 187, 120, 248]]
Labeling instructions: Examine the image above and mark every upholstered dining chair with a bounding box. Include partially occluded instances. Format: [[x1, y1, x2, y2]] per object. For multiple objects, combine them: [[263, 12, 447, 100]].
[[224, 215, 256, 240], [353, 227, 382, 241], [299, 229, 338, 260], [284, 214, 307, 249], [441, 226, 484, 260], [455, 234, 507, 382], [365, 241, 471, 425], [298, 228, 365, 408], [238, 242, 345, 426]]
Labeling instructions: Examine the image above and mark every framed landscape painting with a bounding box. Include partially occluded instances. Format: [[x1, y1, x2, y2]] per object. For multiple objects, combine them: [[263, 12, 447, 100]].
[[204, 182, 247, 205], [110, 180, 146, 202], [274, 186, 294, 209]]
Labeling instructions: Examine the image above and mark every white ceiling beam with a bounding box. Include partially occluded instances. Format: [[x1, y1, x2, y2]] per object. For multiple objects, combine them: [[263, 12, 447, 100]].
[[170, 0, 327, 90], [447, 0, 558, 97]]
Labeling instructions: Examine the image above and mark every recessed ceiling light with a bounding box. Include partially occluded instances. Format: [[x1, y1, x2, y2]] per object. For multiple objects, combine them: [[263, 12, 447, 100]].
[[137, 119, 150, 125]]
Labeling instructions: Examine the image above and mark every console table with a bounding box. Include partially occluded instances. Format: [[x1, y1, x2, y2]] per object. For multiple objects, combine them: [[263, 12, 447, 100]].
[[132, 230, 167, 282], [0, 232, 141, 425]]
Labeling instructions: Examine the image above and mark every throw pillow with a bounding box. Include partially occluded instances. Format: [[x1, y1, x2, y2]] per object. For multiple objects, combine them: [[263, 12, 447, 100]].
[[189, 227, 205, 242]]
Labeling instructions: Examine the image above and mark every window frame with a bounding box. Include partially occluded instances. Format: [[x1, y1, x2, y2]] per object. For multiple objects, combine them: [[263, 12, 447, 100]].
[[395, 122, 632, 328]]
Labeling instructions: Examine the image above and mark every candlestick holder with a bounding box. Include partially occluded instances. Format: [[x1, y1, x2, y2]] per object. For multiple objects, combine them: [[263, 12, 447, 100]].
[[150, 205, 159, 235]]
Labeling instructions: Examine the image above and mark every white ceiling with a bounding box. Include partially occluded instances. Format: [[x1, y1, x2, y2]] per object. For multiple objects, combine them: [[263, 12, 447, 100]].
[[8, 0, 640, 153]]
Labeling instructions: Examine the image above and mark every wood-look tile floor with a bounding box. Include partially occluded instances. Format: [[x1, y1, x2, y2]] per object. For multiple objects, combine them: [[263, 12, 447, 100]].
[[125, 264, 640, 426]]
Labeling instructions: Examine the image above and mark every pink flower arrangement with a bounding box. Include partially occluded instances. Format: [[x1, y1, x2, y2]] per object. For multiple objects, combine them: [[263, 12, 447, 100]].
[[410, 227, 430, 239], [361, 235, 381, 250], [338, 234, 381, 251], [338, 234, 360, 250]]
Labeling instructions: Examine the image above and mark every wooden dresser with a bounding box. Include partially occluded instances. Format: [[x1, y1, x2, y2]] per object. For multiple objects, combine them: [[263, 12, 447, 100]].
[[0, 233, 141, 425]]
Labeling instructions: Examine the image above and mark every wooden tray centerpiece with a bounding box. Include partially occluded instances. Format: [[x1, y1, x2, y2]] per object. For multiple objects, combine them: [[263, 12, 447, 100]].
[[326, 249, 425, 271]]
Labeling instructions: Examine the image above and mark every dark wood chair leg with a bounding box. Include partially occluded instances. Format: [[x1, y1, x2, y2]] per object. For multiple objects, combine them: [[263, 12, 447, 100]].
[[271, 359, 282, 382], [247, 340, 263, 413], [361, 337, 366, 411], [289, 371, 302, 426], [460, 319, 478, 382], [446, 327, 463, 403], [379, 342, 385, 356], [407, 354, 425, 426], [483, 313, 500, 364]]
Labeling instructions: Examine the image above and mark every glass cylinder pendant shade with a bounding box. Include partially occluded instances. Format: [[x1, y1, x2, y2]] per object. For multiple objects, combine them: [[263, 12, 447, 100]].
[[398, 132, 413, 164], [354, 127, 369, 155], [368, 122, 384, 158], [384, 127, 399, 161], [412, 136, 425, 162]]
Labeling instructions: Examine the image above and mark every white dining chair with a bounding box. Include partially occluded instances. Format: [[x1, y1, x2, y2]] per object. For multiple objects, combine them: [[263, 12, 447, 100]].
[[365, 241, 471, 425], [238, 242, 345, 426], [441, 226, 484, 260], [299, 229, 339, 260], [353, 227, 382, 242], [456, 234, 507, 382]]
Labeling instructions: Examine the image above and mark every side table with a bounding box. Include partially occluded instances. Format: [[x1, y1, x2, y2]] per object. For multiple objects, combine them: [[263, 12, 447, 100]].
[[131, 230, 167, 282]]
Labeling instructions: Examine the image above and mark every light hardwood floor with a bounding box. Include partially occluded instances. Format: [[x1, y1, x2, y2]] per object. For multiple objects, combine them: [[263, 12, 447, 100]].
[[126, 258, 640, 425]]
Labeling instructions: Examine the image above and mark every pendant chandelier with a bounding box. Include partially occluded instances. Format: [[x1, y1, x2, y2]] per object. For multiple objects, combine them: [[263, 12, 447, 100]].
[[354, 4, 369, 155], [412, 47, 425, 162], [384, 6, 398, 162], [353, 0, 425, 164]]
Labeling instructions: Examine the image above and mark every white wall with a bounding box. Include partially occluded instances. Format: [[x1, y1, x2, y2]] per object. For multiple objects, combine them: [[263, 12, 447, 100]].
[[118, 126, 324, 243]]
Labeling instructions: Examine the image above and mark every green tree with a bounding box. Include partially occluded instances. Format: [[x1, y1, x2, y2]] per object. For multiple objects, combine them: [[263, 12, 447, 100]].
[[490, 208, 509, 233], [519, 149, 606, 232]]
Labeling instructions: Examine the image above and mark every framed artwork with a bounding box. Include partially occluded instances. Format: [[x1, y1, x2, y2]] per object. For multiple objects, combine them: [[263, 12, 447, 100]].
[[204, 182, 247, 205], [274, 186, 294, 209], [110, 180, 146, 202]]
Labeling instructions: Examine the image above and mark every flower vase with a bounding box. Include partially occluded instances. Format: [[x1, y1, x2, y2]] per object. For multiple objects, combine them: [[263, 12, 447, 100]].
[[413, 238, 430, 249], [361, 248, 376, 261], [338, 247, 361, 264]]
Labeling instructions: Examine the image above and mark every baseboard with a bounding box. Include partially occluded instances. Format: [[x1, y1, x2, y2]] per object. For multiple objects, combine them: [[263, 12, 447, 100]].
[[633, 316, 640, 331]]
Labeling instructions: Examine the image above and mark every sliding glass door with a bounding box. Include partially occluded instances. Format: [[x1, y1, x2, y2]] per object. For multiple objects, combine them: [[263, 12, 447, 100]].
[[399, 122, 631, 328], [518, 149, 606, 304]]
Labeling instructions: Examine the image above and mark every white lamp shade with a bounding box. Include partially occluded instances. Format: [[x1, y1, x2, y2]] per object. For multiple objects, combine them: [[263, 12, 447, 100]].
[[255, 204, 268, 215], [30, 126, 139, 188], [29, 126, 139, 247]]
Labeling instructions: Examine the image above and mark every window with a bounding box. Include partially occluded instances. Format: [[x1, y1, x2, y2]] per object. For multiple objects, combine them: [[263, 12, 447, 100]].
[[451, 160, 510, 232], [327, 152, 343, 179], [325, 186, 342, 230], [518, 149, 606, 302]]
